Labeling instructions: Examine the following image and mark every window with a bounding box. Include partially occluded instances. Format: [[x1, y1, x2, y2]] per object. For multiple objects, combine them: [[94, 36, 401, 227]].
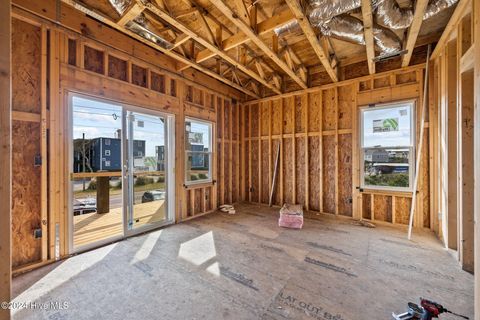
[[185, 118, 212, 184], [105, 149, 111, 156], [104, 138, 111, 146], [360, 101, 415, 191]]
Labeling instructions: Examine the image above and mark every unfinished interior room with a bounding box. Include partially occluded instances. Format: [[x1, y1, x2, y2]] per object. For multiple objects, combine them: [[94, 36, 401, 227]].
[[1, 0, 480, 319]]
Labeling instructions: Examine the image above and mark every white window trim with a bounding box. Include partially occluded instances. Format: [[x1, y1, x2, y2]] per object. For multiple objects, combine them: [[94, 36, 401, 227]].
[[184, 117, 213, 186], [359, 100, 416, 192]]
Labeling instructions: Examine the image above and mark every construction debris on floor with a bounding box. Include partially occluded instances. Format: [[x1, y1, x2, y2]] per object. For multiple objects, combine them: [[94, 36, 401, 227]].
[[219, 204, 236, 214], [278, 204, 304, 229]]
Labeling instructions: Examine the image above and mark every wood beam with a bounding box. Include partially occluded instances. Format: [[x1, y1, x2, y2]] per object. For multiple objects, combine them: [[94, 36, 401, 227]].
[[208, 0, 307, 88], [143, 1, 282, 94], [117, 2, 144, 26], [63, 0, 258, 97], [196, 9, 294, 63], [361, 0, 375, 74], [170, 33, 191, 50], [473, 0, 480, 315], [0, 0, 11, 319], [284, 0, 338, 82], [401, 0, 429, 67]]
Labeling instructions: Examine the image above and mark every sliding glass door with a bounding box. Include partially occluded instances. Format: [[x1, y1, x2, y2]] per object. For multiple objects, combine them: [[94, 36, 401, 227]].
[[69, 93, 174, 252], [124, 111, 169, 234]]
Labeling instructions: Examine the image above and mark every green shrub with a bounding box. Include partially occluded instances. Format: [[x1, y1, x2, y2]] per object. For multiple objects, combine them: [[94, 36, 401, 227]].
[[198, 173, 208, 179], [157, 176, 165, 183], [190, 174, 198, 181], [135, 176, 154, 186], [87, 179, 97, 190]]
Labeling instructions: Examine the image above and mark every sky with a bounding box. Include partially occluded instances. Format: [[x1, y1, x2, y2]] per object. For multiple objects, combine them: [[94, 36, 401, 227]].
[[72, 96, 211, 157], [362, 103, 412, 148]]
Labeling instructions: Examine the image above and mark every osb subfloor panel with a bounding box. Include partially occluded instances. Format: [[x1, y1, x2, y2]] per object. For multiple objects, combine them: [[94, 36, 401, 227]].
[[13, 203, 473, 320], [73, 201, 166, 248]]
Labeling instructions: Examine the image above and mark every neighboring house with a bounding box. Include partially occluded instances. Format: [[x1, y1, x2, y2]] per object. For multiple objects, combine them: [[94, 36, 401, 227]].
[[75, 137, 146, 172], [156, 145, 166, 171], [364, 149, 389, 163], [90, 137, 122, 171]]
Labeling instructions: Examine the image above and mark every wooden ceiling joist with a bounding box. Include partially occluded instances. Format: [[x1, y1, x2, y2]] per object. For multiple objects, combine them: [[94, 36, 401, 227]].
[[62, 0, 259, 98], [142, 1, 282, 94], [360, 0, 375, 74], [208, 0, 307, 89], [401, 0, 429, 67], [196, 9, 294, 63], [284, 0, 338, 82]]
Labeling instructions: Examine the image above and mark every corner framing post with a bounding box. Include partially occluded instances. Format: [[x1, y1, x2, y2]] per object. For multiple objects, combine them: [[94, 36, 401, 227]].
[[0, 0, 12, 319], [473, 0, 480, 317], [408, 45, 431, 240]]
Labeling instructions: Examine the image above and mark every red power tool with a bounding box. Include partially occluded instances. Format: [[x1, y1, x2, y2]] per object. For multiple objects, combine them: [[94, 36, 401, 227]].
[[392, 298, 469, 320]]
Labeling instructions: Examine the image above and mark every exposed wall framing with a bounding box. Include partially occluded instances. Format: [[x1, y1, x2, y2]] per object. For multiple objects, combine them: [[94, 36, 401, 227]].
[[10, 5, 240, 272], [429, 0, 476, 273], [242, 64, 431, 228]]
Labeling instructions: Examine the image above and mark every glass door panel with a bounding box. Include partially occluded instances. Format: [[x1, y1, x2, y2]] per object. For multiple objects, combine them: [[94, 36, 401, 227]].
[[71, 96, 124, 250], [126, 111, 168, 231]]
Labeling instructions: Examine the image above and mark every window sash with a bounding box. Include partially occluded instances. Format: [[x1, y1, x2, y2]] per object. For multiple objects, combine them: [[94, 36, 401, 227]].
[[184, 118, 213, 185], [359, 101, 415, 192]]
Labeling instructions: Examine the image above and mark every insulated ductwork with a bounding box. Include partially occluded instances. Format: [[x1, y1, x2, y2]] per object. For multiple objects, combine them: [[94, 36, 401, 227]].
[[108, 0, 132, 15], [321, 15, 401, 54], [423, 0, 458, 20], [274, 19, 301, 36], [307, 0, 361, 26], [373, 24, 402, 54], [374, 0, 458, 30], [126, 14, 174, 49], [320, 15, 365, 46], [374, 0, 413, 29]]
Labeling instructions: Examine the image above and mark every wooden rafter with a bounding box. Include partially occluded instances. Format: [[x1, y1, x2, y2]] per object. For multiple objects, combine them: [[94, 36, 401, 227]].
[[196, 9, 294, 63], [62, 0, 259, 97], [401, 0, 429, 67], [361, 0, 375, 74], [284, 0, 337, 82], [143, 0, 282, 94], [208, 0, 307, 89]]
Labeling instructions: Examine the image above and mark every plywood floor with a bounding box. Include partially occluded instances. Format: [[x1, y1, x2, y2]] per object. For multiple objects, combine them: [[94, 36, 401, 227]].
[[13, 203, 474, 320], [73, 200, 166, 248]]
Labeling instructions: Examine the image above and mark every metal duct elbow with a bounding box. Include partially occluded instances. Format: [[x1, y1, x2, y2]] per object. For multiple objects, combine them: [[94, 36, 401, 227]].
[[274, 20, 300, 37], [373, 25, 402, 54], [423, 0, 458, 20], [374, 0, 413, 29], [321, 15, 365, 45], [307, 0, 361, 26], [108, 0, 132, 15]]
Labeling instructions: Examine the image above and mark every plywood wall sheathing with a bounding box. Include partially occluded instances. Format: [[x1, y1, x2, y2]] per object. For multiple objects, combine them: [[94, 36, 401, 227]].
[[241, 65, 430, 227], [0, 0, 11, 316]]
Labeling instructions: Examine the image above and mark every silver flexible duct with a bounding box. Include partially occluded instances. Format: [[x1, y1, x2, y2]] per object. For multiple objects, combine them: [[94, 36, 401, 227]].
[[374, 0, 458, 30], [374, 0, 413, 29], [322, 15, 401, 54], [108, 0, 132, 15], [423, 0, 458, 20], [274, 19, 301, 36], [307, 0, 361, 26], [373, 24, 402, 53], [126, 14, 174, 50], [320, 15, 365, 45]]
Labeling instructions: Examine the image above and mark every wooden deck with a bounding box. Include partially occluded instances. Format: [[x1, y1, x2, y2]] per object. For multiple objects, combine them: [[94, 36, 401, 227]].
[[73, 200, 166, 248]]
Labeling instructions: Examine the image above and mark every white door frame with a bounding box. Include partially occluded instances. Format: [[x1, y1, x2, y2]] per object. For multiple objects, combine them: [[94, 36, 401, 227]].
[[67, 91, 175, 254]]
